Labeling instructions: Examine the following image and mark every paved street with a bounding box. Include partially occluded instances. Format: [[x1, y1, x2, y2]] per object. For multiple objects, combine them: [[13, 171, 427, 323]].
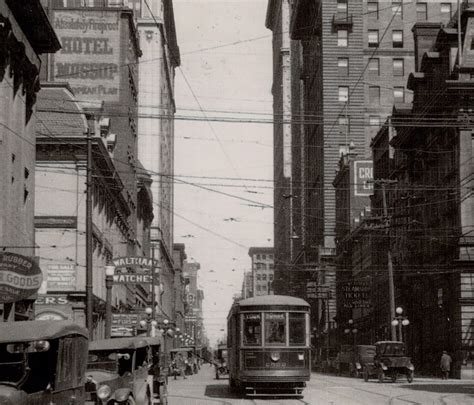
[[167, 365, 474, 405]]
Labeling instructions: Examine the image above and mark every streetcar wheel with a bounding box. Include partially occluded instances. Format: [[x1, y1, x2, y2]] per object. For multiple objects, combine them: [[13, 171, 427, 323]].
[[407, 371, 414, 383], [378, 370, 385, 383]]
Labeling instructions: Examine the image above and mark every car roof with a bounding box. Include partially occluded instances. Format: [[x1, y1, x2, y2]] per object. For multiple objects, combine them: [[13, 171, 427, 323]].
[[89, 337, 149, 351], [0, 321, 88, 343], [237, 295, 310, 307]]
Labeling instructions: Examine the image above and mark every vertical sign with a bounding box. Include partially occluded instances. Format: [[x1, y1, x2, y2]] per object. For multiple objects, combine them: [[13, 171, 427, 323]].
[[53, 10, 121, 103], [354, 160, 374, 196]]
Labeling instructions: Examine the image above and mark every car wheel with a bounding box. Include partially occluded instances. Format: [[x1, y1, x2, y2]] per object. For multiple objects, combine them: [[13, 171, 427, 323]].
[[126, 397, 136, 405], [407, 371, 414, 383], [363, 369, 369, 382], [377, 370, 385, 383]]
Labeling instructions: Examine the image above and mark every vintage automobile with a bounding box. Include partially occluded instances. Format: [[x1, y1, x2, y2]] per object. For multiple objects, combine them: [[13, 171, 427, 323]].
[[335, 345, 354, 376], [0, 320, 89, 405], [214, 344, 229, 380], [363, 341, 414, 383], [85, 337, 159, 405], [169, 347, 195, 376]]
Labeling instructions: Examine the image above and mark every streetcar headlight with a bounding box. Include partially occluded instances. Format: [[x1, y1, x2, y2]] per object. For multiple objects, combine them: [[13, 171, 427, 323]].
[[298, 353, 304, 361], [270, 352, 280, 362], [355, 362, 361, 369], [408, 364, 414, 371], [381, 363, 388, 371], [97, 385, 111, 400]]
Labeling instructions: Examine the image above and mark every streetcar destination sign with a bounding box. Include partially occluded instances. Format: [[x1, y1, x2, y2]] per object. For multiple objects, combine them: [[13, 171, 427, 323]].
[[0, 253, 43, 303]]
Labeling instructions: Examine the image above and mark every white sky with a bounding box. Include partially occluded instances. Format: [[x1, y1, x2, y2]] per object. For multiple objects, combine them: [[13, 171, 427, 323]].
[[173, 0, 273, 347]]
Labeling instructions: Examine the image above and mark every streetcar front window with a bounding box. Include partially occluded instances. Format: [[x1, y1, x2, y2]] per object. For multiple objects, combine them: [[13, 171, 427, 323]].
[[264, 312, 286, 345], [243, 313, 261, 346], [289, 312, 306, 346]]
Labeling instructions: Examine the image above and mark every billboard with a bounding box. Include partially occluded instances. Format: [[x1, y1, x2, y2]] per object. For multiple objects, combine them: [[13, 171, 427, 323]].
[[47, 264, 76, 291], [340, 281, 371, 309], [354, 160, 374, 196], [53, 10, 121, 103]]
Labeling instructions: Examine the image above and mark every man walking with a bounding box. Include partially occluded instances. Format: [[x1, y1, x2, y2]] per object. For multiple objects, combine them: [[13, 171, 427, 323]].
[[440, 351, 452, 380]]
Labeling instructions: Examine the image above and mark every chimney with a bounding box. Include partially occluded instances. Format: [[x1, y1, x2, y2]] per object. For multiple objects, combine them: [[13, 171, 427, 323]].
[[412, 22, 443, 72]]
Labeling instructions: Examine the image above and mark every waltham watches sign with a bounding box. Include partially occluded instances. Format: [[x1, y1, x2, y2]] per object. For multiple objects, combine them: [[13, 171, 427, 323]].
[[111, 256, 159, 285], [0, 253, 43, 303]]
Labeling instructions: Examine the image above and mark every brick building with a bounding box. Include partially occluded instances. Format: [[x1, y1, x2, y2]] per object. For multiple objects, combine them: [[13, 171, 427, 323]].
[[248, 247, 275, 297], [0, 0, 60, 321]]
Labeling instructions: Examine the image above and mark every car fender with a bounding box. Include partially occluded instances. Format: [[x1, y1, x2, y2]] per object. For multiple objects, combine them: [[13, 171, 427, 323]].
[[111, 387, 133, 403]]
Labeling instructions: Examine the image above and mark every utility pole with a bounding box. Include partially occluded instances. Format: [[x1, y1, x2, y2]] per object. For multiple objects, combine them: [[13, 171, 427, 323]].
[[377, 180, 397, 341], [86, 128, 94, 336], [151, 243, 156, 320]]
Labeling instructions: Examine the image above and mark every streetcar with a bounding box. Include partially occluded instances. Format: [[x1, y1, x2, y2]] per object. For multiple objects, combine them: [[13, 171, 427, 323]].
[[227, 295, 311, 397]]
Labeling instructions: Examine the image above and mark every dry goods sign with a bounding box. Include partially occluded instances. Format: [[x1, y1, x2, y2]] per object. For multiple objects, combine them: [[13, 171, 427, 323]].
[[0, 253, 43, 303]]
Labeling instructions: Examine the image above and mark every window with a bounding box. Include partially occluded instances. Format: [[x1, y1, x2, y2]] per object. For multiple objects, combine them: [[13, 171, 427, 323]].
[[369, 86, 380, 105], [269, 254, 273, 259], [337, 0, 348, 18], [257, 274, 261, 281], [338, 57, 349, 75], [289, 313, 306, 346], [416, 2, 427, 20], [256, 254, 261, 260], [264, 313, 286, 345], [367, 2, 378, 18], [338, 86, 349, 102], [262, 274, 267, 281], [269, 274, 274, 281], [368, 30, 379, 47], [393, 58, 404, 76], [392, 1, 403, 18], [262, 254, 266, 260], [338, 29, 348, 47], [369, 115, 381, 129], [393, 86, 405, 103], [338, 116, 350, 135], [392, 30, 403, 48], [441, 3, 452, 19], [368, 58, 380, 75], [243, 313, 261, 346]]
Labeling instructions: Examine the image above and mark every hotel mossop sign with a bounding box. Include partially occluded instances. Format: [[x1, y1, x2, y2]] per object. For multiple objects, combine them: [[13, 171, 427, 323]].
[[111, 256, 159, 284], [0, 253, 43, 303]]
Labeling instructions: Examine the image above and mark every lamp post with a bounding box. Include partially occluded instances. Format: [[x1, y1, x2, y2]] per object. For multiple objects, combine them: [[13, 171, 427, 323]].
[[344, 319, 358, 348], [391, 307, 410, 342], [139, 307, 158, 337], [104, 265, 115, 339]]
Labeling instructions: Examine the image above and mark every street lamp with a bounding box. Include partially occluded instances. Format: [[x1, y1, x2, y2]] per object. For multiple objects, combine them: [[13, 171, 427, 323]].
[[104, 265, 115, 339], [344, 319, 358, 348], [391, 307, 410, 342], [139, 307, 158, 337]]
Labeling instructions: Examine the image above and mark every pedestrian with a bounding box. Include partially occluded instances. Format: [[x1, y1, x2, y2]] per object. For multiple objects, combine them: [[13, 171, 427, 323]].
[[176, 353, 187, 379], [440, 350, 452, 380]]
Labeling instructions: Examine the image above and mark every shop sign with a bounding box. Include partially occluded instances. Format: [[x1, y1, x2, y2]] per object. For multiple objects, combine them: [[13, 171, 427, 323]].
[[47, 264, 76, 291], [354, 160, 374, 196], [0, 253, 43, 303], [36, 295, 69, 305], [112, 256, 160, 270], [111, 326, 135, 337], [341, 281, 371, 309], [52, 10, 121, 103], [111, 313, 139, 337]]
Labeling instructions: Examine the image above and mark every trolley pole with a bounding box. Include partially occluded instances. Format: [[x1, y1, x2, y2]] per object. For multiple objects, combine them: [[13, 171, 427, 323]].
[[86, 128, 94, 336]]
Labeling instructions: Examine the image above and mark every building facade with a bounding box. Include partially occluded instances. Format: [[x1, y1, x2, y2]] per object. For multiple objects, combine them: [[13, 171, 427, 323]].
[[248, 247, 275, 297], [0, 0, 60, 322], [183, 261, 204, 347]]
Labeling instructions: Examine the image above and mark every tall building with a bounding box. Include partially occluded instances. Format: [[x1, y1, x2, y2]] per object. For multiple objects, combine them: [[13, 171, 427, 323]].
[[136, 0, 180, 324], [267, 0, 458, 340], [0, 1, 60, 321], [248, 247, 275, 297]]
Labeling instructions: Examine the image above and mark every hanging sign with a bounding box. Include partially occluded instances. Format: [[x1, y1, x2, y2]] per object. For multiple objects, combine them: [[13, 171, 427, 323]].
[[112, 256, 160, 270], [0, 253, 43, 303], [112, 273, 154, 284]]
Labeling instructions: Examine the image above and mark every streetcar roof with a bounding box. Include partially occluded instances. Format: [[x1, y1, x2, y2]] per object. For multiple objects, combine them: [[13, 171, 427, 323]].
[[0, 321, 88, 343], [237, 295, 310, 307]]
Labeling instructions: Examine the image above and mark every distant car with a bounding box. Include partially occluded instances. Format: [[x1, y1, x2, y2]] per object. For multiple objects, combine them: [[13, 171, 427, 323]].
[[363, 341, 414, 383], [214, 344, 229, 380]]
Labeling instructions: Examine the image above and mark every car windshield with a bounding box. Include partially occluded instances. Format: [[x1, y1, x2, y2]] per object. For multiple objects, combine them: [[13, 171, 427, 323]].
[[380, 343, 405, 356], [0, 344, 25, 385], [87, 351, 119, 373]]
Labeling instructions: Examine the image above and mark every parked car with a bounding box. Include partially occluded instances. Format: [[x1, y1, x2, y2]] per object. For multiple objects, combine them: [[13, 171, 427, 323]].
[[353, 345, 376, 378], [0, 320, 89, 405], [214, 344, 229, 380], [85, 337, 158, 404], [363, 341, 414, 383], [335, 345, 355, 376]]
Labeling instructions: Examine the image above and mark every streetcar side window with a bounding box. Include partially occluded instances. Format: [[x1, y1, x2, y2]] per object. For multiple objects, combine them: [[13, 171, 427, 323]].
[[264, 312, 286, 345], [289, 312, 306, 346], [243, 313, 261, 346]]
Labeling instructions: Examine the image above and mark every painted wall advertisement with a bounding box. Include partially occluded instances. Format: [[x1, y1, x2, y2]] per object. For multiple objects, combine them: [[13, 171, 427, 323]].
[[354, 160, 374, 196], [47, 264, 76, 291], [341, 281, 371, 309], [53, 10, 121, 103]]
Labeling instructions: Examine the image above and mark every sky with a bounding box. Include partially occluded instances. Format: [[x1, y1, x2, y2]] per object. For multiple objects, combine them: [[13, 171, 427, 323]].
[[172, 0, 273, 346]]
